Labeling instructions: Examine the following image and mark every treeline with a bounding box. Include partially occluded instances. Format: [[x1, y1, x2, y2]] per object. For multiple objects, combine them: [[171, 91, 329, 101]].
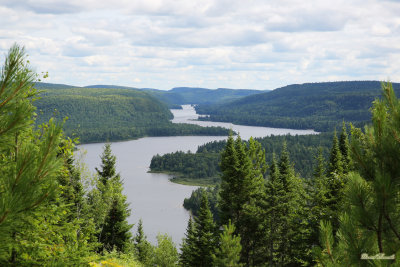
[[181, 82, 400, 266], [196, 81, 400, 132], [34, 87, 230, 143], [150, 132, 334, 186]]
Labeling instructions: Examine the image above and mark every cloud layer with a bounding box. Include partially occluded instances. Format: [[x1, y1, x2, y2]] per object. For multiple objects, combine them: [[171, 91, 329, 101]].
[[0, 0, 399, 89]]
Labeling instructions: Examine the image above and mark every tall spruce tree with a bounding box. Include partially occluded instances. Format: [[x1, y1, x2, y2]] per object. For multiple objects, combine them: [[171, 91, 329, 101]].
[[193, 193, 217, 267], [339, 122, 352, 174], [277, 143, 310, 265], [96, 143, 117, 187], [219, 133, 239, 226], [326, 131, 346, 232], [95, 144, 132, 252], [180, 217, 197, 267], [219, 135, 268, 265], [309, 148, 330, 247]]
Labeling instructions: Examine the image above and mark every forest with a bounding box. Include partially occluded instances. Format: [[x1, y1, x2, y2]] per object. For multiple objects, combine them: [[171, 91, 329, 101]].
[[2, 44, 400, 266], [34, 86, 230, 143], [196, 81, 400, 132], [150, 132, 333, 186]]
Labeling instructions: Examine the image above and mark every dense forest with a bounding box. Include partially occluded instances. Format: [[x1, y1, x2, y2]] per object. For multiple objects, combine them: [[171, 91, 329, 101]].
[[196, 81, 400, 132], [34, 87, 230, 143], [150, 132, 333, 186], [3, 45, 400, 266]]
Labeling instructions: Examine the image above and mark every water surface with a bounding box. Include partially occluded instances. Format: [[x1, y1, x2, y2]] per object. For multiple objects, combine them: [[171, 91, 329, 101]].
[[79, 105, 317, 245]]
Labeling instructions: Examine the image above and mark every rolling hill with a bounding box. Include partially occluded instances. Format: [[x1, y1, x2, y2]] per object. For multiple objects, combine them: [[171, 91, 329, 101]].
[[196, 81, 400, 132]]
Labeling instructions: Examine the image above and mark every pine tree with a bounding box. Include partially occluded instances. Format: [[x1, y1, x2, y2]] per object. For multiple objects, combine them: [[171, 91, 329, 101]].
[[0, 44, 65, 262], [314, 82, 400, 265], [212, 220, 243, 267], [134, 219, 153, 265], [193, 193, 217, 267], [180, 217, 197, 267]]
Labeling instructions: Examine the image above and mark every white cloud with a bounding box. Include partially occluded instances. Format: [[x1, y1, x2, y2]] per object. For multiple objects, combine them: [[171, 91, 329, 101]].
[[0, 0, 399, 89]]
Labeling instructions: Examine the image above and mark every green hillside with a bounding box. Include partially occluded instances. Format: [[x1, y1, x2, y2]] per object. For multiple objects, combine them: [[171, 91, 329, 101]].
[[34, 87, 230, 143], [196, 81, 400, 131]]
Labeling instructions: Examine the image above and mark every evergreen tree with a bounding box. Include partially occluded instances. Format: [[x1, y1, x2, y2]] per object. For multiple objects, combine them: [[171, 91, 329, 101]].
[[95, 144, 132, 252], [309, 148, 330, 247], [96, 143, 117, 186], [339, 122, 352, 173], [0, 44, 65, 263], [134, 219, 153, 265], [314, 82, 400, 265], [193, 193, 217, 267], [180, 217, 197, 267], [326, 130, 346, 232], [219, 133, 240, 225], [212, 220, 243, 267], [327, 130, 343, 178], [219, 135, 268, 265]]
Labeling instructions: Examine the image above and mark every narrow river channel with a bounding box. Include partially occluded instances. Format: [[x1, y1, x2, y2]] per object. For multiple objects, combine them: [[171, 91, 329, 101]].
[[79, 105, 316, 246]]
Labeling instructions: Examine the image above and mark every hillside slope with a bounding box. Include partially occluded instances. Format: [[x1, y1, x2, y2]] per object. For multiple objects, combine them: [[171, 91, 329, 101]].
[[34, 87, 229, 143], [196, 81, 400, 131]]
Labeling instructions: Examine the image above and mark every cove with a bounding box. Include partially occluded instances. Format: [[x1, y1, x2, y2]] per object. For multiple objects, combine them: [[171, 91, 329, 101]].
[[78, 105, 317, 246]]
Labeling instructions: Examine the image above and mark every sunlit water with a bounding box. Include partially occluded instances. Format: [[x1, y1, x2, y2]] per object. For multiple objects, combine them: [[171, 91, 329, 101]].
[[79, 105, 317, 246]]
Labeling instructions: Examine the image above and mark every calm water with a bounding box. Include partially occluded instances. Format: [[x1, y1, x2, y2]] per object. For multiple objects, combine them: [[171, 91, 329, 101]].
[[79, 105, 316, 246]]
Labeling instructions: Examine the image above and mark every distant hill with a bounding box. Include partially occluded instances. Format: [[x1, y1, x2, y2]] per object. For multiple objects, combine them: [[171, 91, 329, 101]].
[[196, 81, 400, 132], [34, 87, 230, 143], [85, 84, 139, 90], [34, 82, 79, 89], [35, 82, 264, 108], [146, 87, 265, 108]]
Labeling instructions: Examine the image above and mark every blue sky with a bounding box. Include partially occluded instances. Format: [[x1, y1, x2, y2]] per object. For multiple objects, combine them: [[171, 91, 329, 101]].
[[0, 0, 399, 90]]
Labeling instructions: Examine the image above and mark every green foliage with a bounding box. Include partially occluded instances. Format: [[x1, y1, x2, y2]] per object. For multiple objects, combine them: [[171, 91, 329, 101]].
[[34, 87, 230, 143], [0, 44, 66, 264], [180, 217, 196, 267], [153, 234, 179, 267], [134, 219, 153, 266], [96, 143, 117, 187], [212, 220, 243, 267], [193, 193, 218, 267], [197, 81, 400, 132], [152, 133, 333, 187], [314, 82, 400, 265], [94, 144, 132, 253], [183, 186, 220, 222]]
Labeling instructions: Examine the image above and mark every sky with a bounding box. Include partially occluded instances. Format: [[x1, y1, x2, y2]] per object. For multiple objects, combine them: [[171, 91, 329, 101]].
[[0, 0, 399, 90]]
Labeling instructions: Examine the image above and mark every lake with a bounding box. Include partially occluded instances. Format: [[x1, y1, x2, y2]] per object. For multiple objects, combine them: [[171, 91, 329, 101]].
[[79, 105, 317, 246]]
